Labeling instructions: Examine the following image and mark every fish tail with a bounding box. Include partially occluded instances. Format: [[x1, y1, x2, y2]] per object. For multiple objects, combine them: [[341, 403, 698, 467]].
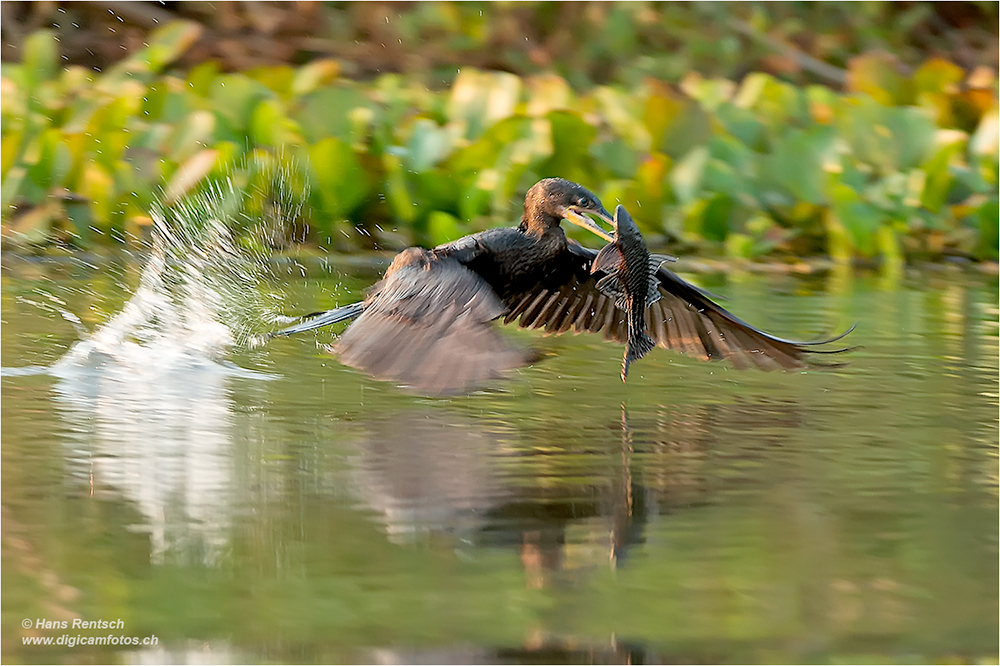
[[621, 330, 656, 381]]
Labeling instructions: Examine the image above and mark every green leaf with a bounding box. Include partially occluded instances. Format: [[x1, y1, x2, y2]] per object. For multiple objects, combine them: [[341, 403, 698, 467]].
[[642, 84, 682, 152], [99, 21, 202, 90], [591, 138, 638, 180], [310, 137, 369, 221], [426, 211, 462, 246], [596, 86, 648, 150], [625, 153, 669, 231], [186, 61, 222, 97], [733, 72, 769, 109], [913, 58, 964, 96], [64, 198, 93, 245], [920, 134, 966, 212], [446, 69, 521, 143], [724, 232, 755, 258], [22, 30, 58, 89], [458, 179, 492, 225], [913, 58, 965, 125], [1, 128, 22, 177], [448, 116, 532, 180], [250, 98, 302, 147], [296, 86, 373, 143], [209, 74, 276, 132], [142, 21, 203, 73], [846, 52, 909, 106], [670, 145, 709, 205], [889, 107, 937, 170], [680, 74, 735, 113], [702, 157, 743, 200], [537, 111, 596, 182], [25, 128, 73, 190], [169, 110, 217, 163], [80, 162, 115, 228], [658, 101, 712, 159], [838, 98, 935, 174], [0, 167, 25, 213], [246, 65, 296, 98], [829, 183, 883, 257], [751, 76, 808, 134], [383, 152, 416, 223], [766, 126, 837, 205], [525, 74, 573, 117], [405, 119, 452, 173], [974, 200, 999, 260], [713, 105, 764, 148], [701, 194, 732, 242]]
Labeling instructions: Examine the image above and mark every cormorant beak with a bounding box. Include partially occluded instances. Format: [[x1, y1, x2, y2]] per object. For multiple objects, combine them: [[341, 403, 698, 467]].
[[564, 205, 615, 242]]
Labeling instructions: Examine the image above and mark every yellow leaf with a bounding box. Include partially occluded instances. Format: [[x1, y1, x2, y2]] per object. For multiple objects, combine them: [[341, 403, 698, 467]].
[[165, 149, 219, 204]]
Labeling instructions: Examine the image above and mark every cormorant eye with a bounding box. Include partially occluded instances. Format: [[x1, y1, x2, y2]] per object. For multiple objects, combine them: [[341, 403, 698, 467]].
[[576, 196, 590, 208]]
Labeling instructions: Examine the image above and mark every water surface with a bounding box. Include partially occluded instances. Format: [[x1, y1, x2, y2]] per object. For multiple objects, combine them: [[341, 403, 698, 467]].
[[2, 254, 997, 664]]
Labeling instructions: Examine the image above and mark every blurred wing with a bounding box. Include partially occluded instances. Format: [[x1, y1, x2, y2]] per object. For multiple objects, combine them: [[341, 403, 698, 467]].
[[502, 243, 850, 371], [336, 257, 533, 395]]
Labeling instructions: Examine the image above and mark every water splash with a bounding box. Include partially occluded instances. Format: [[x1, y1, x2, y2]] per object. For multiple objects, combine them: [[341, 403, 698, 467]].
[[3, 155, 307, 565], [38, 154, 306, 379]]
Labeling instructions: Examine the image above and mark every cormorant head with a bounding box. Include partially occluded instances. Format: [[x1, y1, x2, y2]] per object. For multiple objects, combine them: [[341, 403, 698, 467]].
[[522, 178, 615, 241]]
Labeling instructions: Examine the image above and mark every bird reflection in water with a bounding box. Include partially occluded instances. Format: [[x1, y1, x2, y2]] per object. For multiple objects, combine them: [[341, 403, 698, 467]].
[[347, 407, 649, 589], [349, 398, 808, 579], [352, 399, 806, 663]]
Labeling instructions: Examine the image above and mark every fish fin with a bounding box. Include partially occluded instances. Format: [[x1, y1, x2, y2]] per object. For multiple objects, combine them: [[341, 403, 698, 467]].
[[591, 243, 625, 275], [644, 254, 673, 306], [650, 253, 675, 269], [645, 281, 662, 307], [595, 274, 625, 302]]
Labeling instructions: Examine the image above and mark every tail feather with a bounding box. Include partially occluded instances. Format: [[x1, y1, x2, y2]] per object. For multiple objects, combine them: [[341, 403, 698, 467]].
[[271, 302, 364, 337]]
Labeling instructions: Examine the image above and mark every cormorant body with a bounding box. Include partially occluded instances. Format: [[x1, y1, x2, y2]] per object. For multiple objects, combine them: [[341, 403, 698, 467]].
[[275, 178, 851, 394]]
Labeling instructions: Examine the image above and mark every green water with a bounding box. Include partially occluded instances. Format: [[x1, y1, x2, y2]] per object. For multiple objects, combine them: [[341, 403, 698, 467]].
[[2, 255, 997, 664]]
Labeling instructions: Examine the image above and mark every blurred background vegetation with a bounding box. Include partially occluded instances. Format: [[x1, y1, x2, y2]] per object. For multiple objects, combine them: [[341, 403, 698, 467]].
[[1, 1, 997, 263]]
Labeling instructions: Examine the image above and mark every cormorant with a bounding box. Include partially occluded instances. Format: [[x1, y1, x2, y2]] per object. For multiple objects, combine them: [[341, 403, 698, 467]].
[[275, 178, 850, 394]]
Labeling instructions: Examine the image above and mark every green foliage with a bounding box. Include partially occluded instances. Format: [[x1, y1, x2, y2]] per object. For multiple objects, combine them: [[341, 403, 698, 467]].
[[1, 22, 997, 263]]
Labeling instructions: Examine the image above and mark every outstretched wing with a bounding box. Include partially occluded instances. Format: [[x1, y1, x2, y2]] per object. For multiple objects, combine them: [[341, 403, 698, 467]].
[[501, 242, 850, 371], [336, 252, 534, 395]]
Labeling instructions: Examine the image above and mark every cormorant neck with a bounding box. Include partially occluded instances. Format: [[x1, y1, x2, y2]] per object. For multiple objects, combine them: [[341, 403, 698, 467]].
[[519, 209, 561, 238]]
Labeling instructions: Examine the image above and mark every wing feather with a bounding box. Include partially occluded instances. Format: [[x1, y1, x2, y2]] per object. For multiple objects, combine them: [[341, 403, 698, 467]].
[[336, 251, 533, 394], [554, 279, 588, 334], [500, 243, 850, 370]]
